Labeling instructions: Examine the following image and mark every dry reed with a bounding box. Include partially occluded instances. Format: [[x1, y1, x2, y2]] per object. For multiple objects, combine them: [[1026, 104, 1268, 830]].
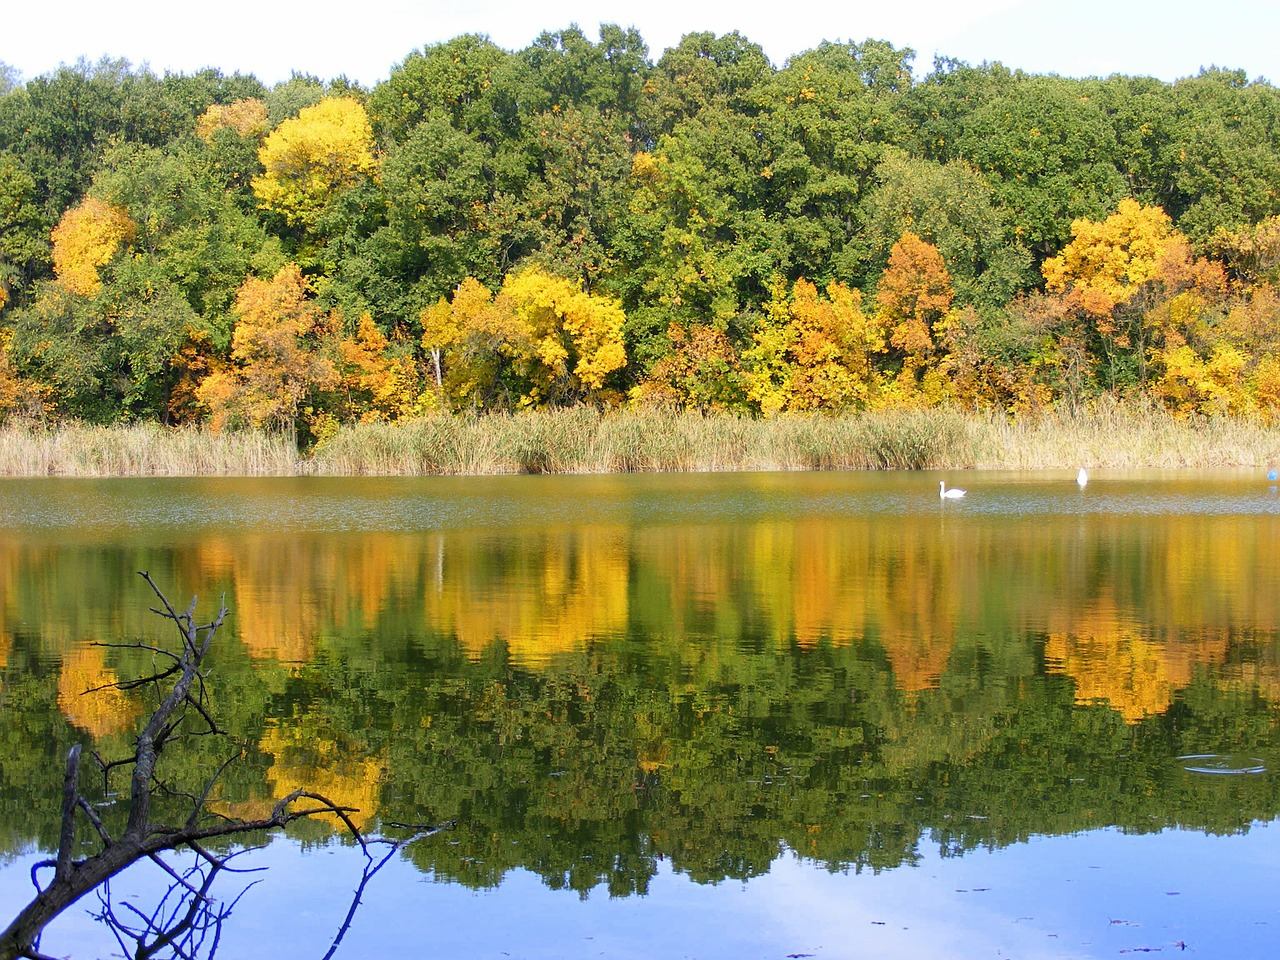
[[1, 404, 1277, 477], [0, 423, 298, 476]]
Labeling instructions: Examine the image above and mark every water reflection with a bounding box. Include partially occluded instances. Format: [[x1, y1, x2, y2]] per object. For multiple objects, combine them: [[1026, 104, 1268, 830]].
[[1, 471, 1280, 952]]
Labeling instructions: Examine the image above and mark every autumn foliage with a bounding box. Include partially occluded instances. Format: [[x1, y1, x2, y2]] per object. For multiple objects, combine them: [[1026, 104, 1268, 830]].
[[252, 98, 377, 227], [10, 44, 1280, 431], [197, 264, 338, 434], [49, 198, 136, 297]]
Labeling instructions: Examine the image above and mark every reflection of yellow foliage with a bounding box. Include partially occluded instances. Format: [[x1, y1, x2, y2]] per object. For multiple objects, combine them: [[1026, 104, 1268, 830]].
[[193, 531, 434, 660], [222, 537, 322, 662], [57, 645, 140, 738], [258, 723, 384, 831], [1221, 660, 1280, 705], [1046, 624, 1228, 723], [883, 636, 954, 693], [125, 488, 1280, 698], [431, 528, 630, 667]]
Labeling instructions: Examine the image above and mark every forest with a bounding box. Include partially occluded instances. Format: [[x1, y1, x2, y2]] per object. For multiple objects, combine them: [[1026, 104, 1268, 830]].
[[3, 27, 1280, 440]]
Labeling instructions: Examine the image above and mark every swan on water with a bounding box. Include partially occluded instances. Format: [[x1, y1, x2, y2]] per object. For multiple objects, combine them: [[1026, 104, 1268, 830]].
[[1077, 467, 1089, 488], [939, 481, 966, 499]]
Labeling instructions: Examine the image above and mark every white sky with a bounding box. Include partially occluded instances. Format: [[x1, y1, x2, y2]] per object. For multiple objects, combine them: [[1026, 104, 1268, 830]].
[[4, 0, 1279, 88]]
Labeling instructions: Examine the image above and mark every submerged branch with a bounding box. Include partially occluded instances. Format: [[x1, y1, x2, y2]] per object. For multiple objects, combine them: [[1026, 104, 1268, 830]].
[[0, 573, 446, 960]]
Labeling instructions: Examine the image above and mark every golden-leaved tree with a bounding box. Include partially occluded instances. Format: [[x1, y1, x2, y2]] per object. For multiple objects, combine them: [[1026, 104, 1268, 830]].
[[744, 278, 884, 415], [1041, 198, 1186, 390], [421, 268, 627, 409], [49, 197, 136, 297], [501, 268, 627, 405], [420, 276, 525, 408], [876, 232, 955, 404], [196, 264, 337, 436], [1041, 198, 1177, 316], [632, 322, 745, 411], [252, 98, 377, 229], [195, 98, 270, 142], [332, 313, 422, 422], [1042, 197, 1249, 403]]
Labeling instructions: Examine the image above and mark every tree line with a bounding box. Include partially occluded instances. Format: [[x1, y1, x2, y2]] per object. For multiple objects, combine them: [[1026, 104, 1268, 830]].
[[4, 28, 1280, 438]]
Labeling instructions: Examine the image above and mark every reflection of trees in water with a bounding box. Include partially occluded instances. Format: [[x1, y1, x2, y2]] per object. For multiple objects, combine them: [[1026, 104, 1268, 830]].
[[2, 519, 1280, 902], [0, 579, 443, 960]]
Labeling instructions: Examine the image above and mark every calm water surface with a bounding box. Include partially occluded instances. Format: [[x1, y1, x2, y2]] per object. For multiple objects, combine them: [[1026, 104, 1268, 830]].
[[1, 470, 1279, 958]]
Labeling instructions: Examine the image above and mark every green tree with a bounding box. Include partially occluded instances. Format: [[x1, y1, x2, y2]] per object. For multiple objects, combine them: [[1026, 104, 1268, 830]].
[[756, 41, 914, 289], [0, 59, 210, 220], [1162, 69, 1280, 241], [90, 141, 284, 342], [515, 104, 634, 289], [376, 110, 498, 314], [0, 156, 48, 307], [367, 35, 523, 146], [519, 24, 651, 120], [853, 148, 1032, 309], [643, 31, 773, 136], [949, 74, 1128, 258], [616, 107, 784, 356]]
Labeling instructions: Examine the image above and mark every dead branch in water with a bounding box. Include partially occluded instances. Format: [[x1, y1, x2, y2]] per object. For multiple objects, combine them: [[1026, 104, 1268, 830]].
[[0, 573, 440, 960]]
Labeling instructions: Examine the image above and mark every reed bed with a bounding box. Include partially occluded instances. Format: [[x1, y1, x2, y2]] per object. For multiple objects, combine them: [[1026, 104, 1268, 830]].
[[306, 408, 973, 474], [0, 423, 298, 476], [964, 399, 1280, 470], [311, 404, 1279, 475], [1, 404, 1277, 477]]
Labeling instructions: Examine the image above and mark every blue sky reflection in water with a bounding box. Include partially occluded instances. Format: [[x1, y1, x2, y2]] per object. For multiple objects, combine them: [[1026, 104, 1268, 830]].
[[9, 825, 1279, 959], [2, 470, 1280, 957]]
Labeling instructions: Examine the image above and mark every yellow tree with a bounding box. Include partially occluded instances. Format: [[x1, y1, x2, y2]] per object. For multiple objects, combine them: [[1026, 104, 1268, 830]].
[[195, 98, 269, 142], [499, 268, 627, 406], [196, 264, 337, 436], [876, 232, 955, 403], [252, 98, 377, 229], [333, 313, 422, 422], [49, 197, 136, 296], [636, 323, 745, 411], [1041, 198, 1189, 390], [420, 276, 527, 409], [0, 329, 52, 422], [422, 269, 628, 409], [1204, 215, 1280, 290], [1042, 199, 1177, 314], [744, 278, 884, 415]]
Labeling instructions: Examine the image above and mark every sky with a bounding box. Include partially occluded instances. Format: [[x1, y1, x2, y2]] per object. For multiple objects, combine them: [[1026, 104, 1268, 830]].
[[4, 0, 1280, 89]]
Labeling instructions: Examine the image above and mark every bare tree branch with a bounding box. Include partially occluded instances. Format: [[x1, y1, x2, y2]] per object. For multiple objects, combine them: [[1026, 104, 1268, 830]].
[[0, 573, 449, 960]]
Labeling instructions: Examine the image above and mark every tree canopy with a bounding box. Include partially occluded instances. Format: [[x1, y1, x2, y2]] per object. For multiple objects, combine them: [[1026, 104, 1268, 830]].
[[5, 31, 1280, 432]]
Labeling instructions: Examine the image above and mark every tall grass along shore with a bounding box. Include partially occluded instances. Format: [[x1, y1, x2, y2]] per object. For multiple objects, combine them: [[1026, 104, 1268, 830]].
[[1, 404, 1278, 478]]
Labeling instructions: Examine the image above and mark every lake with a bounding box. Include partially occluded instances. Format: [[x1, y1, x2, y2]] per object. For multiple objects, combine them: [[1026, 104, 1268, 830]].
[[1, 470, 1279, 958]]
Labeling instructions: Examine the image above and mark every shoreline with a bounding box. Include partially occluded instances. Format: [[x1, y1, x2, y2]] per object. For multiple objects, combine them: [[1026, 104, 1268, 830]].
[[1, 404, 1277, 478]]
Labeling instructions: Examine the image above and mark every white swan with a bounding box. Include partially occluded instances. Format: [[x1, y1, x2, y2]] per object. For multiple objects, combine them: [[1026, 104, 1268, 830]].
[[939, 481, 966, 499], [1077, 467, 1089, 488]]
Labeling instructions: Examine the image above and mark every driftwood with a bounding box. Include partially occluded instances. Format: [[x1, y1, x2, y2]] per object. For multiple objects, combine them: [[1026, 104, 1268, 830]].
[[0, 573, 438, 960]]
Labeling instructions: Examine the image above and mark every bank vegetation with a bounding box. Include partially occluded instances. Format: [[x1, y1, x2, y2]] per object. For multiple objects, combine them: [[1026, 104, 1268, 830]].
[[8, 36, 1280, 449], [1, 402, 1276, 477]]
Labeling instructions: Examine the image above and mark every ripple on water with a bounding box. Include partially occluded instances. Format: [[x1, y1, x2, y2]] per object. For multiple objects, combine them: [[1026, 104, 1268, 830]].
[[1177, 754, 1267, 776]]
